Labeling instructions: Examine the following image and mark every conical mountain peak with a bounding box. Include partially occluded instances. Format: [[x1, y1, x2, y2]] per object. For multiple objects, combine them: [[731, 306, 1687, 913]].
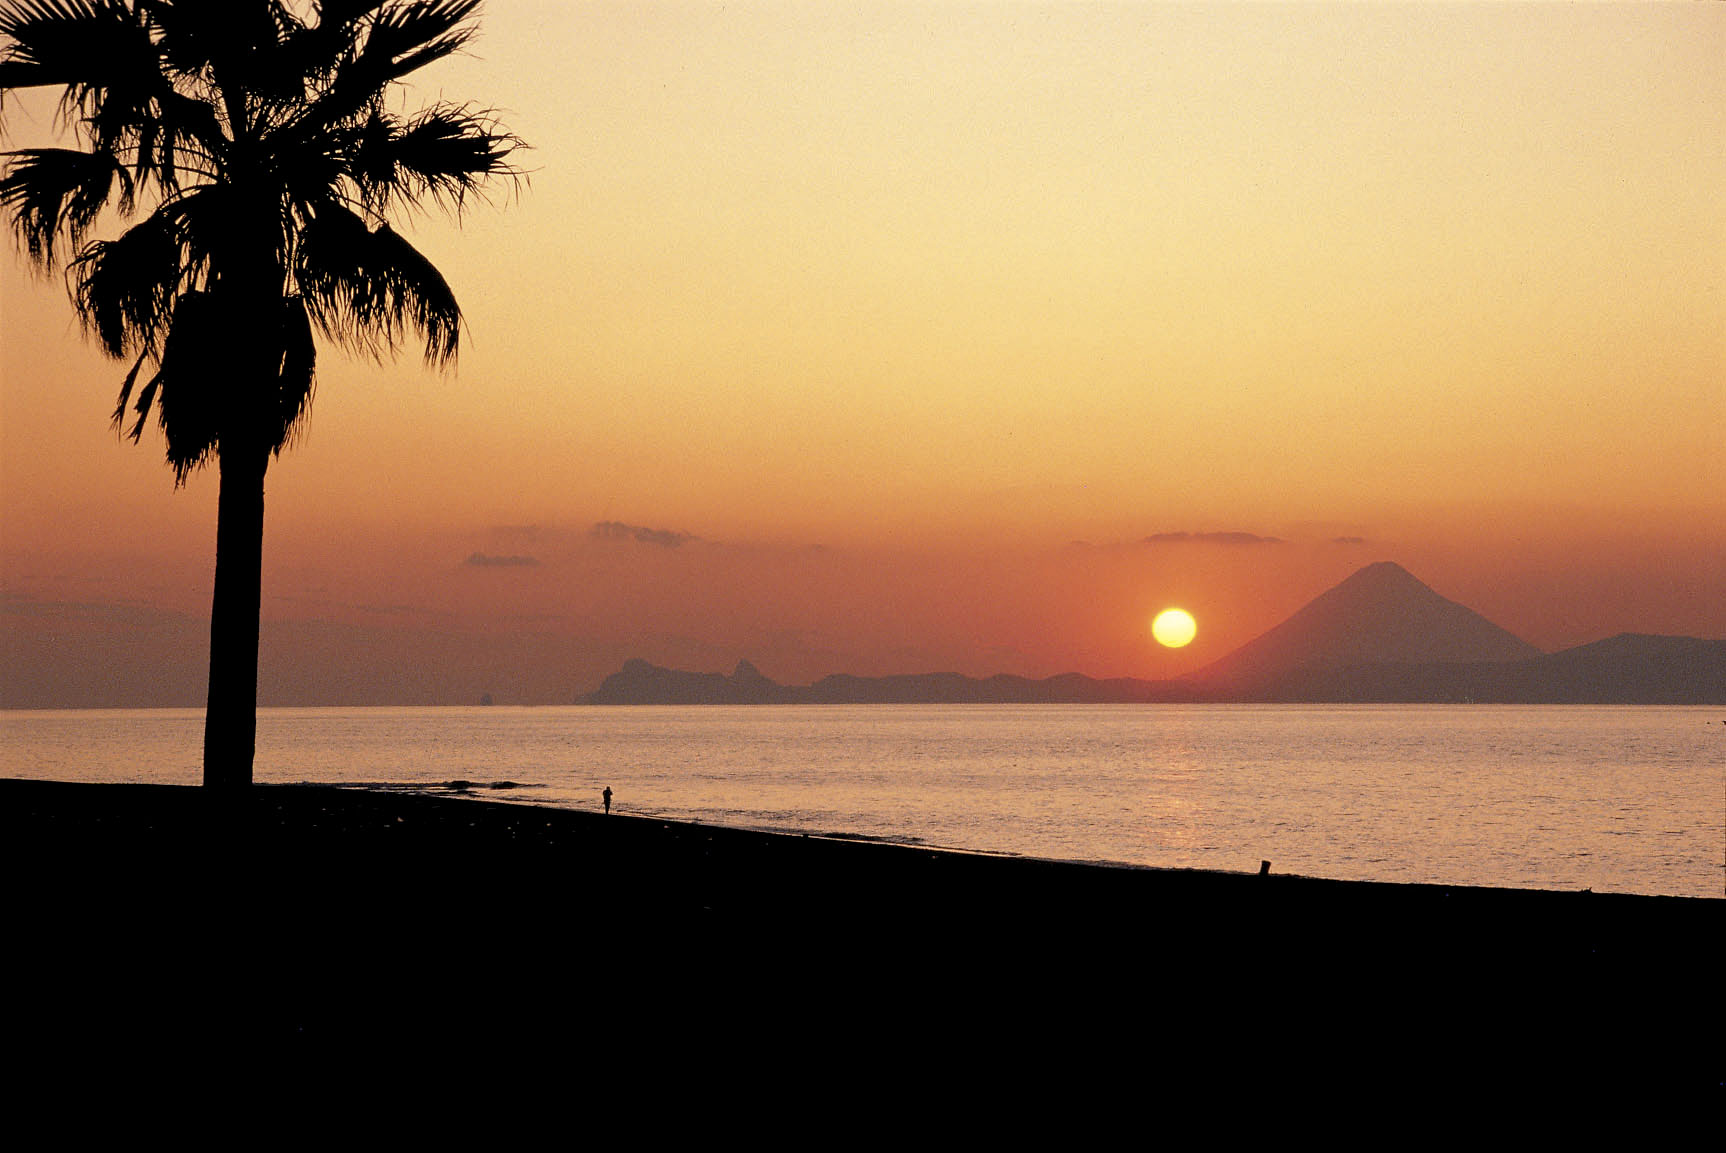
[[1194, 562, 1541, 690], [1342, 560, 1422, 585]]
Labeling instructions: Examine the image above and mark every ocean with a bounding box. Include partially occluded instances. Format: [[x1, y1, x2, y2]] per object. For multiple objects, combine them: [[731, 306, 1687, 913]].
[[4, 703, 1720, 899]]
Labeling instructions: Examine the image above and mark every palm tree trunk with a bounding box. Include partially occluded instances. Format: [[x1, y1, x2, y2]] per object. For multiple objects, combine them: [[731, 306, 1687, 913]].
[[203, 439, 269, 791]]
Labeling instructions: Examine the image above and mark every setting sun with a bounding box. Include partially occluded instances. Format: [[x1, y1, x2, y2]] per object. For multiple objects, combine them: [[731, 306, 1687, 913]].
[[1152, 609, 1198, 649]]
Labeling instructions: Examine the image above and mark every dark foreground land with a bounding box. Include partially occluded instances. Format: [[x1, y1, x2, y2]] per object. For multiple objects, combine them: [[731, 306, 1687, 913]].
[[4, 779, 1719, 1104]]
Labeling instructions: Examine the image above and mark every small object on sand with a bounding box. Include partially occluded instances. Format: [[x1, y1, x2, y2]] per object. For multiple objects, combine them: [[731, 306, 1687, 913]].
[[1259, 860, 1271, 876]]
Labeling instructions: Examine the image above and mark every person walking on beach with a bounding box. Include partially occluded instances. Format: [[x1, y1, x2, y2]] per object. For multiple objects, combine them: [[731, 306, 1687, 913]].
[[602, 786, 612, 815]]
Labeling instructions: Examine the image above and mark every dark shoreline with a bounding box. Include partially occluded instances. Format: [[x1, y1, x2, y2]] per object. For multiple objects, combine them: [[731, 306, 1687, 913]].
[[5, 778, 1718, 1094]]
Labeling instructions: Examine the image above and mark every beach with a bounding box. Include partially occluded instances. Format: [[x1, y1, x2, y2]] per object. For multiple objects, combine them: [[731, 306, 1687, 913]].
[[4, 778, 1718, 1099]]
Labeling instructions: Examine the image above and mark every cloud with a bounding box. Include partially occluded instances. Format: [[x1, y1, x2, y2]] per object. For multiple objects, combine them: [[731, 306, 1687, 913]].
[[591, 521, 698, 549], [1331, 535, 1371, 546], [1142, 531, 1284, 546], [464, 552, 540, 568]]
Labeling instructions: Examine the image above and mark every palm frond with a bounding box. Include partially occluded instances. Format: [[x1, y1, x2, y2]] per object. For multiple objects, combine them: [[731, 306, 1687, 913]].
[[111, 346, 149, 435], [0, 146, 133, 264], [146, 89, 229, 186], [112, 287, 319, 468], [341, 102, 401, 190], [148, 182, 225, 282], [291, 0, 478, 138], [152, 0, 282, 74], [0, 0, 163, 139], [273, 0, 387, 88], [139, 289, 225, 483], [350, 99, 522, 215], [69, 201, 184, 356], [0, 0, 141, 92], [127, 362, 162, 441], [297, 201, 459, 365], [364, 0, 480, 76], [1, 1, 228, 193]]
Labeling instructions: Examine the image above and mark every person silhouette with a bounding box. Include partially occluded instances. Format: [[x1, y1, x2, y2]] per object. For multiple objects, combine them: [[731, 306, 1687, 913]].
[[602, 786, 612, 815]]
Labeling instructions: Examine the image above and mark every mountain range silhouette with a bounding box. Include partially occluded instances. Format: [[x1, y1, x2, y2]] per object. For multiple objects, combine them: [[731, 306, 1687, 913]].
[[586, 562, 1724, 705]]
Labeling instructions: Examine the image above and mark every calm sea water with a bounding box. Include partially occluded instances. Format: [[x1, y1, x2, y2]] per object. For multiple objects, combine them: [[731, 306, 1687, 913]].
[[4, 704, 1721, 899]]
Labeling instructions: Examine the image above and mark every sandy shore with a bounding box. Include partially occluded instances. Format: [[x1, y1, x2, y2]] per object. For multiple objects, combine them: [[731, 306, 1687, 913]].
[[4, 778, 1717, 1097]]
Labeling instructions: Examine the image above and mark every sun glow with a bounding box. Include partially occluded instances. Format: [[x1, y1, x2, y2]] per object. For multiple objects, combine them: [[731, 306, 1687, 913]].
[[1152, 608, 1198, 649]]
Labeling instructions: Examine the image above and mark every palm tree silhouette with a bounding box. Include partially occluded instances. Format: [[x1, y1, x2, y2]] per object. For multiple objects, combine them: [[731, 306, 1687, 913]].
[[1, 1, 522, 788]]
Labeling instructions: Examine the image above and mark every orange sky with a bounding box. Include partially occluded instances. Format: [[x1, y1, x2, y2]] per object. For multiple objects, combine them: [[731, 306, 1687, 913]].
[[3, 2, 1722, 705]]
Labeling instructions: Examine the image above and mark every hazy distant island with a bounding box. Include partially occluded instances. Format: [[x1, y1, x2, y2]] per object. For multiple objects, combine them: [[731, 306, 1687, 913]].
[[587, 563, 1726, 706]]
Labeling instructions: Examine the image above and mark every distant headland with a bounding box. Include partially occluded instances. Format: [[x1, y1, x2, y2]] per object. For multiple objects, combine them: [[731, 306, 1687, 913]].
[[586, 563, 1726, 706]]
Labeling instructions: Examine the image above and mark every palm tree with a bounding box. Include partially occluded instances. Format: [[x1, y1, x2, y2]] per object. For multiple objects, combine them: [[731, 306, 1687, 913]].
[[1, 1, 522, 788]]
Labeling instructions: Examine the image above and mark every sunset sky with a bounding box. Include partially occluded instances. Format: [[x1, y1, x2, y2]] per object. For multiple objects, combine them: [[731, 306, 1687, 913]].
[[3, 1, 1722, 706]]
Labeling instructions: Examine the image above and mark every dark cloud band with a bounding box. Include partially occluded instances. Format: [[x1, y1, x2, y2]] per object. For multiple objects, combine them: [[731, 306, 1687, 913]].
[[591, 521, 697, 549], [464, 552, 540, 567]]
